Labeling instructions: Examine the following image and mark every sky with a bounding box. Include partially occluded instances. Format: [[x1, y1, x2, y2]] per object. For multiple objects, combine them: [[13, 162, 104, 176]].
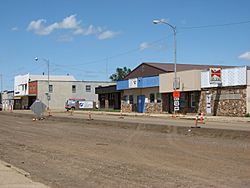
[[0, 0, 250, 90]]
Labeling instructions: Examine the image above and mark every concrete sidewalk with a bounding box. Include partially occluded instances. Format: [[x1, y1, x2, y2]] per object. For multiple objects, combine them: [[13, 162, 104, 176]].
[[10, 109, 250, 123], [55, 110, 250, 123], [0, 160, 49, 188]]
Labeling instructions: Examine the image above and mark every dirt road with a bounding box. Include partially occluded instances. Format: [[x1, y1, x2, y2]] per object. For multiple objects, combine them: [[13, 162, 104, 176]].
[[0, 112, 250, 188]]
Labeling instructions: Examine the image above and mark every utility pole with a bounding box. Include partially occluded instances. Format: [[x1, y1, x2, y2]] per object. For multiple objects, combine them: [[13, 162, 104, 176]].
[[0, 74, 2, 103]]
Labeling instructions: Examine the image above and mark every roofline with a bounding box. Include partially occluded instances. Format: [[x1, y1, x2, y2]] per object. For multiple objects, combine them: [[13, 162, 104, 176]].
[[36, 80, 115, 83], [124, 62, 169, 79]]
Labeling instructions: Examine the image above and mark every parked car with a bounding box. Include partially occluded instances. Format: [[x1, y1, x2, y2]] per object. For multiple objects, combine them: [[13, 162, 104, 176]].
[[0, 103, 2, 111]]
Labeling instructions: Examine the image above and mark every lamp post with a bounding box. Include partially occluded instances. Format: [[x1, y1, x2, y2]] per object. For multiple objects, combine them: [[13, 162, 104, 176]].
[[35, 57, 50, 110], [153, 19, 179, 112]]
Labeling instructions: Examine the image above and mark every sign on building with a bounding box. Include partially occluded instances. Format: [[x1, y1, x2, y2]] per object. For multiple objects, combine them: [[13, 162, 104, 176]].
[[128, 78, 138, 88], [210, 68, 222, 84]]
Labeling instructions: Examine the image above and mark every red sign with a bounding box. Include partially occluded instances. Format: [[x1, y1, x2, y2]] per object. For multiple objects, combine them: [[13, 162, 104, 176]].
[[210, 68, 222, 83], [173, 90, 180, 98]]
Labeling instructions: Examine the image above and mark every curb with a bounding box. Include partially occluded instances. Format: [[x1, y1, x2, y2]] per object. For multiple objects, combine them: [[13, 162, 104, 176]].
[[1, 161, 31, 178]]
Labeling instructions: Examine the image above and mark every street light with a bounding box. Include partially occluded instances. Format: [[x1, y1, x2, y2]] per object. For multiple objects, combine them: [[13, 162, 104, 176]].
[[153, 19, 179, 112], [35, 57, 50, 110], [153, 19, 177, 89]]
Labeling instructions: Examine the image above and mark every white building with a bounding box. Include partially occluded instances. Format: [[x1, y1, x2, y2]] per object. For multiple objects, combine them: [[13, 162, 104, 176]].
[[14, 74, 114, 110], [1, 90, 14, 111]]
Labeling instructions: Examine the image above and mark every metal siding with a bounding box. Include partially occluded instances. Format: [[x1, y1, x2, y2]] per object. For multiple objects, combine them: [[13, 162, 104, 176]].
[[201, 67, 247, 88], [117, 80, 128, 90], [141, 76, 159, 88], [117, 76, 159, 90]]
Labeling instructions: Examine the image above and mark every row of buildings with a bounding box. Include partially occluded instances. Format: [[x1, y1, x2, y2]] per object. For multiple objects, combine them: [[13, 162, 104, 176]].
[[1, 62, 250, 116], [98, 62, 250, 116], [1, 74, 114, 111]]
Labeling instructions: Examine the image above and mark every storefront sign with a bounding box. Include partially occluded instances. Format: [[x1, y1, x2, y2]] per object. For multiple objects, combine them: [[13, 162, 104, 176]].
[[128, 78, 138, 88], [210, 68, 222, 84]]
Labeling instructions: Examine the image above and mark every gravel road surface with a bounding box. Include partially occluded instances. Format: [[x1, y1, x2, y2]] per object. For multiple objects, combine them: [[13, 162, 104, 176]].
[[0, 112, 250, 188]]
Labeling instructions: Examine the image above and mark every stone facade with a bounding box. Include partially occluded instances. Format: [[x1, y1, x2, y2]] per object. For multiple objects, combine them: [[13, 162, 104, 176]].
[[145, 103, 162, 114], [121, 102, 133, 113], [121, 101, 163, 114], [199, 86, 247, 117]]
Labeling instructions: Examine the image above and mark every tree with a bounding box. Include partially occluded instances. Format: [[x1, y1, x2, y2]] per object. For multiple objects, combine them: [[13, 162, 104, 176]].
[[109, 67, 131, 81]]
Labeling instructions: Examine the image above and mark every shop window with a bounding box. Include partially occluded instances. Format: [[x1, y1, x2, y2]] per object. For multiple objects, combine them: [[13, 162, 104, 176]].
[[72, 85, 76, 93], [49, 85, 53, 93], [109, 93, 114, 100], [129, 95, 133, 104], [122, 95, 129, 104], [150, 93, 155, 103], [191, 93, 196, 107], [156, 93, 162, 103], [86, 85, 91, 92]]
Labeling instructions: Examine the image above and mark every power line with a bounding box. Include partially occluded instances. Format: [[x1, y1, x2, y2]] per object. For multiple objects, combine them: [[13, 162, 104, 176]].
[[180, 20, 250, 30], [50, 35, 172, 69]]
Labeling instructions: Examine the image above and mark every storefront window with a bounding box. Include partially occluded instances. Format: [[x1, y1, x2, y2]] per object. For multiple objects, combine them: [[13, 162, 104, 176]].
[[156, 93, 162, 103], [191, 93, 196, 107], [122, 95, 129, 104], [129, 95, 133, 104], [150, 93, 155, 103]]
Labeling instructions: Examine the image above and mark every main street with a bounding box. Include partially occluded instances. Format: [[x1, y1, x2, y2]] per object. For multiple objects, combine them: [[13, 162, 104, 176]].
[[0, 112, 250, 188]]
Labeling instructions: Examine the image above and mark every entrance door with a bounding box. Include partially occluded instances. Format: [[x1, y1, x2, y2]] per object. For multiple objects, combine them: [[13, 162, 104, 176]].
[[137, 95, 145, 113]]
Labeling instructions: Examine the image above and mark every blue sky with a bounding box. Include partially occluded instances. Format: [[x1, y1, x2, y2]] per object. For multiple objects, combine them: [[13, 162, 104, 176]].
[[0, 0, 250, 90]]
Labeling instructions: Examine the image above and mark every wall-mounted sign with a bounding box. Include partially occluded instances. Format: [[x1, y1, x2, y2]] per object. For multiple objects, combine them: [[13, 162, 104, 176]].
[[129, 78, 138, 88], [210, 68, 222, 84]]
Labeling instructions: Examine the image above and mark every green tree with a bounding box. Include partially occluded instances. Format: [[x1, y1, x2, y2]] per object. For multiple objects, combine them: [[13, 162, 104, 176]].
[[109, 67, 131, 81]]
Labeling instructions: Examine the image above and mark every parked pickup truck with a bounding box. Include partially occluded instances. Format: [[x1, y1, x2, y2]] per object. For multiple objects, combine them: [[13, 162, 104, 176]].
[[65, 98, 96, 111]]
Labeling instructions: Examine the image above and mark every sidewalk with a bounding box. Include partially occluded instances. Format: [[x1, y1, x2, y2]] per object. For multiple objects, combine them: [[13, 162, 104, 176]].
[[0, 160, 49, 188], [8, 109, 250, 123], [55, 110, 250, 123]]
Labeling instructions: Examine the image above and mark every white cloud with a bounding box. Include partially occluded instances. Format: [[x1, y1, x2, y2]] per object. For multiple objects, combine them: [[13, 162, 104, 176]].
[[59, 14, 80, 29], [139, 41, 167, 51], [11, 27, 19, 31], [139, 42, 151, 50], [73, 25, 102, 36], [27, 19, 55, 35], [27, 15, 118, 40], [98, 30, 118, 40], [27, 15, 79, 35], [238, 52, 250, 60]]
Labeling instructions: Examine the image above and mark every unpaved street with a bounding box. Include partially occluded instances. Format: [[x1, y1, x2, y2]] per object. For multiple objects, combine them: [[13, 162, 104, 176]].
[[0, 112, 250, 188]]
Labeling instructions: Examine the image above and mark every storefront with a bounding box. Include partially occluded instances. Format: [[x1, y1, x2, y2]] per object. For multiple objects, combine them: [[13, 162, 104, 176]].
[[199, 66, 250, 116]]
